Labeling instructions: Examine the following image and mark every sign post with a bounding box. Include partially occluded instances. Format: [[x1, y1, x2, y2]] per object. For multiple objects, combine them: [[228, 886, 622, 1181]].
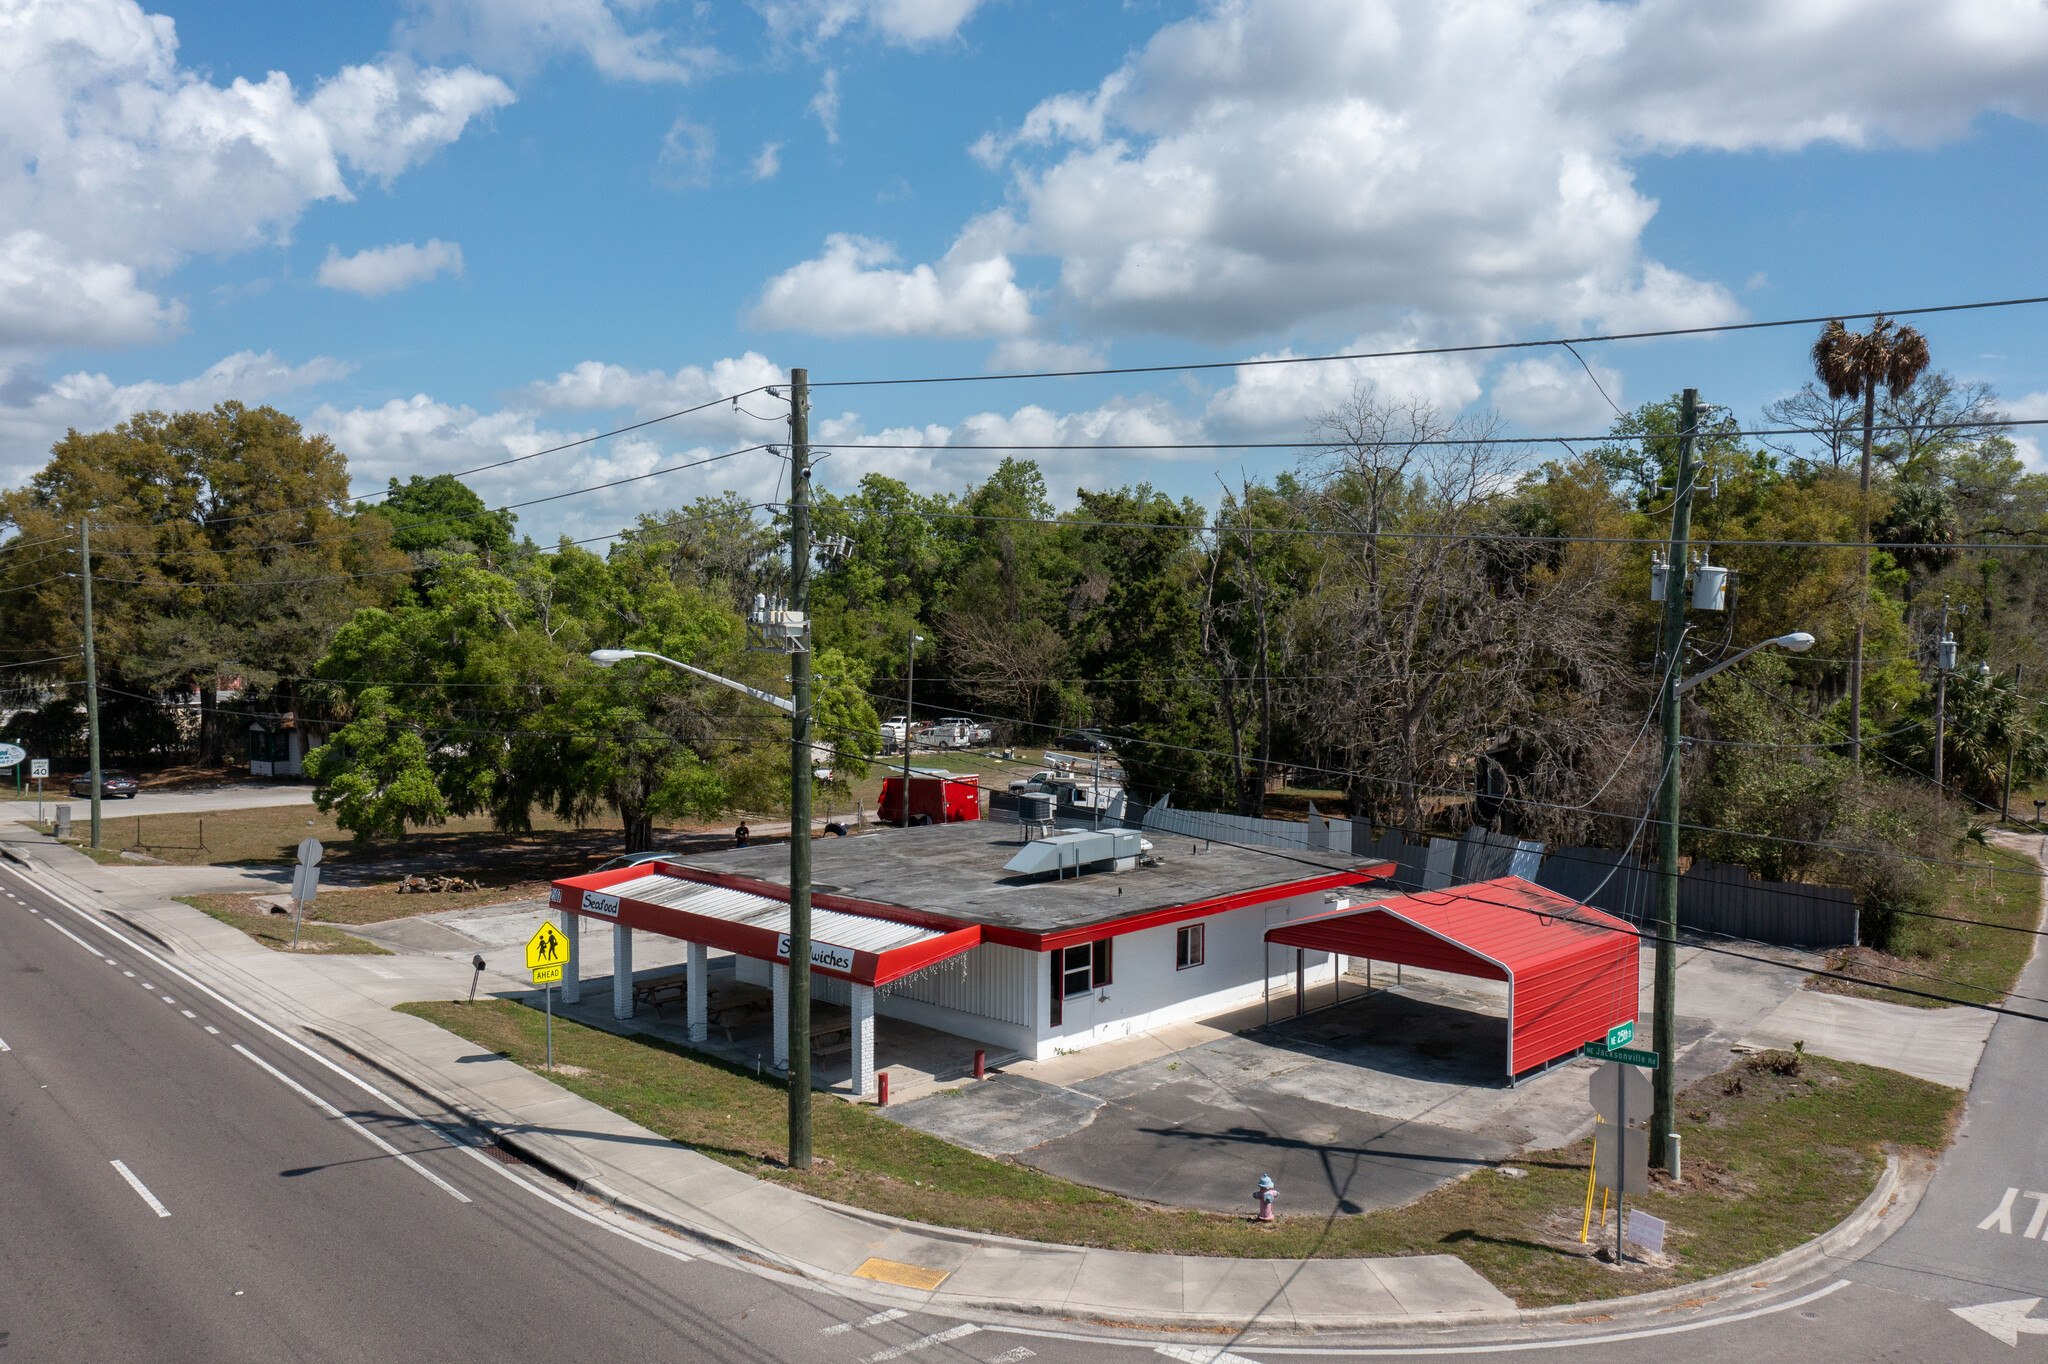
[[526, 921, 569, 1070], [30, 758, 47, 824], [1588, 1060, 1653, 1263], [292, 837, 323, 949]]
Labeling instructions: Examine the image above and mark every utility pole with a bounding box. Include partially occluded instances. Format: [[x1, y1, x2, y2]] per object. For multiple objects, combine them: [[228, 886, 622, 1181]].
[[80, 519, 103, 850], [2005, 663, 2025, 822], [901, 630, 920, 828], [1651, 388, 1699, 1176], [1934, 596, 1955, 791], [786, 369, 814, 1171]]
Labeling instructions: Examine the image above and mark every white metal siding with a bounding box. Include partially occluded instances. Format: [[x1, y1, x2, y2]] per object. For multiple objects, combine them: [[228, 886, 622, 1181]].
[[880, 942, 1037, 1027]]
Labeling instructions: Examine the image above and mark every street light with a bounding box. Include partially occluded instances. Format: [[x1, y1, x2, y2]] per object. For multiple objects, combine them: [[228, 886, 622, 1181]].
[[1674, 632, 1816, 694], [589, 648, 794, 714]]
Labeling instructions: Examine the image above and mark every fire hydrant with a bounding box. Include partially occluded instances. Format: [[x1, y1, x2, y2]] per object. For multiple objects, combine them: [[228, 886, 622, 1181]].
[[1255, 1174, 1276, 1222]]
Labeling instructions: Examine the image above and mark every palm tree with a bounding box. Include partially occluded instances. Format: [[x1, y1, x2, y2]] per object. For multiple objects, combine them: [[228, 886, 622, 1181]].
[[1812, 315, 1931, 768]]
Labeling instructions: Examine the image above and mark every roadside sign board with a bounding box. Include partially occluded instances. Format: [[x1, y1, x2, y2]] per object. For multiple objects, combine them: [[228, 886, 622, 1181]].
[[0, 743, 25, 769], [525, 921, 568, 972], [296, 836, 323, 867], [290, 861, 321, 905], [1583, 1042, 1659, 1068], [1588, 1060, 1652, 1125], [29, 759, 48, 779], [531, 963, 563, 984], [1590, 1060, 1652, 1194], [1606, 1020, 1635, 1049]]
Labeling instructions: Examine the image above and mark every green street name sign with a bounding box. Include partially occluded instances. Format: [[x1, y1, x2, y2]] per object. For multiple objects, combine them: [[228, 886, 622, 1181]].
[[1606, 1020, 1635, 1049], [1584, 1041, 1660, 1068]]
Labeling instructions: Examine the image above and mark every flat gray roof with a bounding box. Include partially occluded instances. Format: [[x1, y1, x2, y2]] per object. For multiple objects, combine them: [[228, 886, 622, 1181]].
[[672, 819, 1377, 938]]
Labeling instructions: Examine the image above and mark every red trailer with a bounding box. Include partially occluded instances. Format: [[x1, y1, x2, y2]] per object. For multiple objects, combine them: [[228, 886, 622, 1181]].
[[878, 771, 982, 824]]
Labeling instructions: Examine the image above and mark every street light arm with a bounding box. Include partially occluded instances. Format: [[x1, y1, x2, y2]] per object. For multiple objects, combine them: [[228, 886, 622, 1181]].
[[1675, 632, 1815, 695], [589, 649, 796, 714]]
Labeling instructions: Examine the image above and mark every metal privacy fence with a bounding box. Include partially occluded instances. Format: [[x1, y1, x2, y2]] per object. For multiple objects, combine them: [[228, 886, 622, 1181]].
[[1122, 800, 1858, 949]]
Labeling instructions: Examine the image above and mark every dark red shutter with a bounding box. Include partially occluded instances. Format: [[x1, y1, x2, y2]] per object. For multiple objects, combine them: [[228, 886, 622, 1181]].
[[1092, 937, 1112, 987], [1049, 951, 1062, 1026]]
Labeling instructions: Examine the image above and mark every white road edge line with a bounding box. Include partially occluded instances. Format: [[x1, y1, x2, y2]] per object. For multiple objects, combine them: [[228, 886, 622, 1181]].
[[0, 1034, 10, 1051], [110, 1159, 171, 1217], [826, 1309, 910, 1334], [864, 1324, 979, 1363], [232, 1044, 470, 1204]]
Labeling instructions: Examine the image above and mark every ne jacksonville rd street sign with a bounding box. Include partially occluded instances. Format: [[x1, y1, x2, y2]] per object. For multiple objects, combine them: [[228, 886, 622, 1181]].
[[1583, 1041, 1659, 1068]]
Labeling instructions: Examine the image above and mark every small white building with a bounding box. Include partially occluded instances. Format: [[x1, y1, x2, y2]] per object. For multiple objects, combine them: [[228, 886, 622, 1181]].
[[247, 720, 320, 777], [552, 819, 1392, 1097]]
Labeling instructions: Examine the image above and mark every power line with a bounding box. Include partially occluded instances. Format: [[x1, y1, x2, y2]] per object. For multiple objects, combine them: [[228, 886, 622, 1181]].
[[810, 293, 2048, 389], [807, 414, 2048, 454]]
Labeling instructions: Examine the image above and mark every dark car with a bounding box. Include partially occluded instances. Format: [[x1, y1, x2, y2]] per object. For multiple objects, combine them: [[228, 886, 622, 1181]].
[[1058, 731, 1115, 753], [69, 769, 140, 799]]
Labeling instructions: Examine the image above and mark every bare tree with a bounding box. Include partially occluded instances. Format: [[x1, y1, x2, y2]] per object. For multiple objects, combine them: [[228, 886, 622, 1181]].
[[1761, 382, 1862, 471], [1290, 388, 1622, 835]]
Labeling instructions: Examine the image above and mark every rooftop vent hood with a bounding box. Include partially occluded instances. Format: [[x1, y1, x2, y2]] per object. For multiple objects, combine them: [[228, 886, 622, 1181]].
[[1003, 828, 1145, 878]]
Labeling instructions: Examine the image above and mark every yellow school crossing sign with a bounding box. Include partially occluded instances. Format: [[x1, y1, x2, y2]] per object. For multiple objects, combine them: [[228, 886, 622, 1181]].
[[526, 921, 568, 983]]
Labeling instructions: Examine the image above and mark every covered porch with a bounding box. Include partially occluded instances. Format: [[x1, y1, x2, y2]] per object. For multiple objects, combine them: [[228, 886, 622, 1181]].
[[1264, 875, 1640, 1080], [549, 863, 984, 1101]]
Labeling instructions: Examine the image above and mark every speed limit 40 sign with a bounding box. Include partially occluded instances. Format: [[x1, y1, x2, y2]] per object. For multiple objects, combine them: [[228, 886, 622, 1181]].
[[29, 759, 48, 779]]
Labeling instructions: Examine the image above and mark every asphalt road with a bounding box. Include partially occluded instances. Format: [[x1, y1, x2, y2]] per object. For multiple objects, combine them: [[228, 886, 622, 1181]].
[[3, 844, 2045, 1363]]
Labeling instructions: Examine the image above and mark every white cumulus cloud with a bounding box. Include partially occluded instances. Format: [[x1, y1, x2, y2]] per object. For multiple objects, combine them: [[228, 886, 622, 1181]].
[[317, 240, 465, 298], [791, 0, 2048, 350], [751, 228, 1033, 338], [756, 0, 984, 47], [0, 0, 510, 350], [394, 0, 719, 83]]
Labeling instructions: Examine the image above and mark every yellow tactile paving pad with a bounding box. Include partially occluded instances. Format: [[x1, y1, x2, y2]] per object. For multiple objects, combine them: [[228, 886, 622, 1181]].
[[851, 1257, 951, 1290]]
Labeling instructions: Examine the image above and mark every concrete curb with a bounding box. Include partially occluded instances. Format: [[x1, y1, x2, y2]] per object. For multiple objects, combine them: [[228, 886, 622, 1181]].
[[303, 1014, 1912, 1335]]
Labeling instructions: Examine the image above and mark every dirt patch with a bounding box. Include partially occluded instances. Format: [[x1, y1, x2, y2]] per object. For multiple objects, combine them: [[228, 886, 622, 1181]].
[[181, 880, 554, 926]]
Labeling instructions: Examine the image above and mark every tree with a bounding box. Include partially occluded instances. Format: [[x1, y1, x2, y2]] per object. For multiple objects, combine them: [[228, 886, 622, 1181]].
[[0, 402, 408, 765], [1812, 316, 1932, 765], [1294, 388, 1622, 834], [375, 474, 516, 562]]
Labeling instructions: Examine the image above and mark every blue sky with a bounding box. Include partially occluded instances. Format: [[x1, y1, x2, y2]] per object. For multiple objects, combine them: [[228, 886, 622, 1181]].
[[7, 0, 2048, 545]]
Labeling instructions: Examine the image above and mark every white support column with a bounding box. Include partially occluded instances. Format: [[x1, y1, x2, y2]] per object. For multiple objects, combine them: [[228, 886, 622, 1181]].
[[558, 908, 581, 1004], [686, 942, 708, 1043], [771, 961, 789, 1070], [611, 924, 633, 1020], [850, 984, 876, 1099]]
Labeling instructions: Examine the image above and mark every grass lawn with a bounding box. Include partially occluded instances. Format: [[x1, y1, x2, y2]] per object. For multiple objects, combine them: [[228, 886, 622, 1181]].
[[184, 899, 393, 955], [1814, 843, 2044, 1009], [404, 999, 1958, 1306]]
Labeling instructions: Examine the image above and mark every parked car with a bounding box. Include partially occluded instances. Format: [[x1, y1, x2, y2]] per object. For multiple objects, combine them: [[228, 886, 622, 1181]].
[[69, 769, 139, 799], [1057, 730, 1114, 753]]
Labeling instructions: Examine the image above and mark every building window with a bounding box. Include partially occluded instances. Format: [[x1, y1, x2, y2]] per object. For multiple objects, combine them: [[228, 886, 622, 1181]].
[[1176, 923, 1205, 970], [1062, 944, 1094, 998]]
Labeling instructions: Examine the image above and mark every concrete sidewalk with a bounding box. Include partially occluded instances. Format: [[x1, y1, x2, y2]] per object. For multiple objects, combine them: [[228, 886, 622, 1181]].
[[0, 823, 1514, 1331]]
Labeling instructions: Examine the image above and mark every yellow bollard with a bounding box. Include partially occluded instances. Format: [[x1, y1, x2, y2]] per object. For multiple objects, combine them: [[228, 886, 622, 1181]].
[[1580, 1123, 1602, 1244]]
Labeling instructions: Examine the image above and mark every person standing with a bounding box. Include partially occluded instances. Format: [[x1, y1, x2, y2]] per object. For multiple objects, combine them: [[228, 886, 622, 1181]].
[[734, 822, 751, 848]]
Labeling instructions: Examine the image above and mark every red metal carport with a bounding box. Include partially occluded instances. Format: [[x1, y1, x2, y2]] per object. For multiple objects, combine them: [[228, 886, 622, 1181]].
[[1264, 875, 1639, 1080]]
